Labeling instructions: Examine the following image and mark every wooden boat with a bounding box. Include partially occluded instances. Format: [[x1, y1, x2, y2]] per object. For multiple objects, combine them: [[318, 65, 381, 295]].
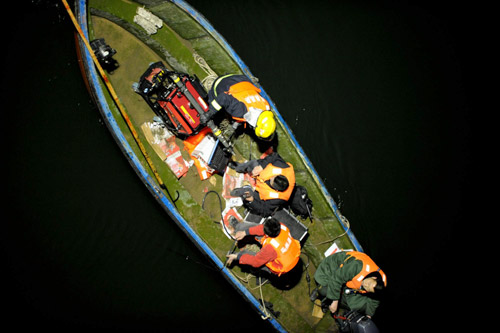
[[72, 0, 363, 331]]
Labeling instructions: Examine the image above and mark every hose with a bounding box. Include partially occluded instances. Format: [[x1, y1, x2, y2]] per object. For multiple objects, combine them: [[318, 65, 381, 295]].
[[202, 190, 236, 241]]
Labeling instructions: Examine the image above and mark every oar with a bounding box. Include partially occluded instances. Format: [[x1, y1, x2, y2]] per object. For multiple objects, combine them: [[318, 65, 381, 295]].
[[61, 0, 166, 191]]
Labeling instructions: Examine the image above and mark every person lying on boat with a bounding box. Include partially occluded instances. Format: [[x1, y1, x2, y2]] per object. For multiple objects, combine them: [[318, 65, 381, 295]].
[[311, 251, 387, 318], [202, 74, 276, 141], [229, 152, 295, 217], [226, 217, 301, 277]]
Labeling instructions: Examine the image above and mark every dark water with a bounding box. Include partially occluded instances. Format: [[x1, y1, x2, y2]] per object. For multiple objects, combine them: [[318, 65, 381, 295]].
[[3, 1, 476, 331]]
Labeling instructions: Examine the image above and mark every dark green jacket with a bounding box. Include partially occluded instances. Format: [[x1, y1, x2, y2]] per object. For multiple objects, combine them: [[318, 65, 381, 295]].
[[314, 251, 380, 317]]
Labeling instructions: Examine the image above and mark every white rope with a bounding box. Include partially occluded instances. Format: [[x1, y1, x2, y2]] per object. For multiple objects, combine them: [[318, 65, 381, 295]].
[[193, 52, 218, 91], [258, 281, 271, 320], [193, 52, 260, 90], [231, 271, 271, 319]]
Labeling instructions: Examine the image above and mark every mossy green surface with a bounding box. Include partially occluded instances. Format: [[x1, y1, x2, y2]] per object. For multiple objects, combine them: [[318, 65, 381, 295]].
[[85, 0, 352, 331]]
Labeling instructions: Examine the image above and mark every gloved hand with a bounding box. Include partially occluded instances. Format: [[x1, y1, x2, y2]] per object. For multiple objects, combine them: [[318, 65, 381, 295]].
[[226, 253, 238, 265]]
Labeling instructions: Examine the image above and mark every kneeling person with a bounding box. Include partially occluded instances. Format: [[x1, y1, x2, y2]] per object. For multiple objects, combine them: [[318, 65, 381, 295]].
[[206, 74, 276, 141], [226, 218, 301, 277], [312, 251, 387, 317], [230, 152, 295, 217]]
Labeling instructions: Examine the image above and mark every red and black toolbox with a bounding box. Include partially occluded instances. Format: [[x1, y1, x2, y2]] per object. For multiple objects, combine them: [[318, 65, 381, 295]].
[[135, 61, 210, 138], [135, 62, 230, 174]]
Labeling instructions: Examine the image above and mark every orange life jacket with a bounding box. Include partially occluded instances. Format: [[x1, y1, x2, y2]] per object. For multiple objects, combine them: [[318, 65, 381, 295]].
[[259, 224, 301, 276], [255, 162, 295, 201], [227, 81, 270, 122], [343, 251, 387, 292]]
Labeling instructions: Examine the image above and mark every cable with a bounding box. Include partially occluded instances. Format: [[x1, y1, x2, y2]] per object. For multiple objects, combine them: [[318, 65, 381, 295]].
[[304, 215, 351, 247], [202, 190, 236, 241]]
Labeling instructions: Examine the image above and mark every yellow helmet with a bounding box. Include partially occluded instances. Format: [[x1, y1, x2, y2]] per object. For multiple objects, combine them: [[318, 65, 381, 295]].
[[255, 110, 276, 140]]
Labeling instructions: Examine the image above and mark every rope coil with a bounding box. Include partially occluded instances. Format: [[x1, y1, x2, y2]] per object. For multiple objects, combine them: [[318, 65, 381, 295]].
[[193, 52, 218, 91]]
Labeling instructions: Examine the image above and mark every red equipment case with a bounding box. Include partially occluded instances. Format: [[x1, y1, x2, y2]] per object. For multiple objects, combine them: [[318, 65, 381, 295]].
[[136, 62, 210, 137]]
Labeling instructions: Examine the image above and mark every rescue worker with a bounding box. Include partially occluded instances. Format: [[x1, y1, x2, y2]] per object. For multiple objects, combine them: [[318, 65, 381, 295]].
[[311, 251, 387, 318], [226, 217, 301, 277], [204, 74, 277, 140], [229, 152, 295, 217]]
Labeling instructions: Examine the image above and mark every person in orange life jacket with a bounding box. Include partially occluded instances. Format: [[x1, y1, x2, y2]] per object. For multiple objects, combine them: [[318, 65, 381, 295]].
[[226, 217, 301, 276], [311, 251, 387, 318], [204, 74, 277, 140], [229, 152, 295, 217]]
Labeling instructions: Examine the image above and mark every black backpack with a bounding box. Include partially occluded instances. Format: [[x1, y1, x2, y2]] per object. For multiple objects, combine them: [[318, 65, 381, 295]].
[[289, 185, 313, 219]]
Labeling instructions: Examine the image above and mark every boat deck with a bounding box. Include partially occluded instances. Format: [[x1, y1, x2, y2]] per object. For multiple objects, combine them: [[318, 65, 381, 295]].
[[83, 0, 357, 331]]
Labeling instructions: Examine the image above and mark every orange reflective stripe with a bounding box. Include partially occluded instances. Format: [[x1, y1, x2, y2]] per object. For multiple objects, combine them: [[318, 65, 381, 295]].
[[232, 116, 246, 123]]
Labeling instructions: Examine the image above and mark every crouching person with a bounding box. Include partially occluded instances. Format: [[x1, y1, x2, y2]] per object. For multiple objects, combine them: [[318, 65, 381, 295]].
[[229, 152, 295, 217], [311, 251, 387, 318], [226, 217, 301, 279]]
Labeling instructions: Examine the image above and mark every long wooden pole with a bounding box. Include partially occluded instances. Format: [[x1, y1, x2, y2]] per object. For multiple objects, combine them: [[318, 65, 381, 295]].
[[61, 0, 165, 189]]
